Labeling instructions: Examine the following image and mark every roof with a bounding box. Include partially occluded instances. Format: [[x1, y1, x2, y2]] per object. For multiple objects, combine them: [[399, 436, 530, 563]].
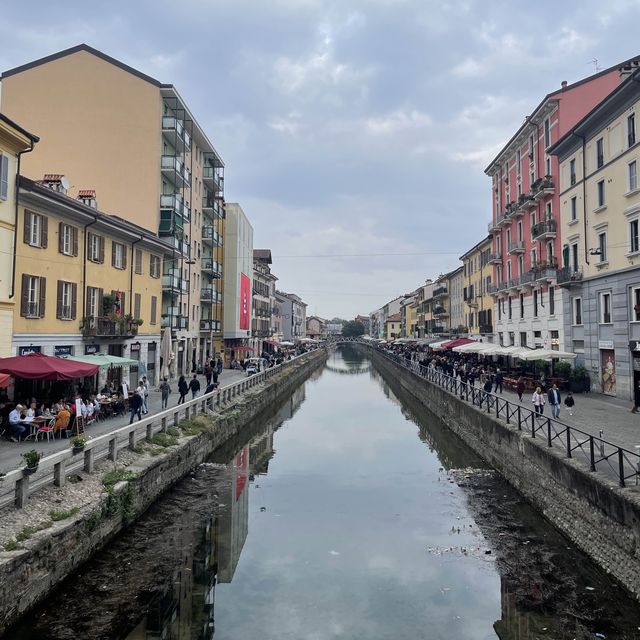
[[253, 249, 272, 263], [1, 43, 161, 87], [0, 112, 39, 143], [386, 313, 401, 322], [484, 53, 640, 174], [549, 67, 640, 160], [459, 235, 492, 261]]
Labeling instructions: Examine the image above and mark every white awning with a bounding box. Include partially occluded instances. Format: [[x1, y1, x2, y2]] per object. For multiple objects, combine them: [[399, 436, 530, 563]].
[[518, 348, 577, 361]]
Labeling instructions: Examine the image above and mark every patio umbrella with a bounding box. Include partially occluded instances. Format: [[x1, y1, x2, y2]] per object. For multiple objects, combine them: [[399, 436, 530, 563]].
[[66, 353, 138, 368], [280, 341, 294, 346], [160, 327, 173, 378], [442, 338, 475, 350], [519, 348, 577, 361], [429, 339, 451, 350], [0, 352, 99, 381], [0, 373, 11, 387]]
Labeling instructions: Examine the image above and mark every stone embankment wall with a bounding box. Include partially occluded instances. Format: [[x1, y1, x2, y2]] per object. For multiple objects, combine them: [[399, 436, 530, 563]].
[[371, 349, 640, 599], [0, 350, 326, 633]]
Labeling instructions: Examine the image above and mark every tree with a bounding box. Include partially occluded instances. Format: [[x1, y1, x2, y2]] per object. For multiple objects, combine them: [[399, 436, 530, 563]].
[[342, 320, 365, 337]]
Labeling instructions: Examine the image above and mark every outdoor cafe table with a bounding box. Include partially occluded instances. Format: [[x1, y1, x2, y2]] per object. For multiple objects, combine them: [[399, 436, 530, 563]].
[[20, 415, 49, 440]]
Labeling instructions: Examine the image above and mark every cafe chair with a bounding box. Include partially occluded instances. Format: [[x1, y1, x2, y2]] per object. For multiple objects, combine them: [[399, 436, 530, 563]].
[[36, 418, 56, 442]]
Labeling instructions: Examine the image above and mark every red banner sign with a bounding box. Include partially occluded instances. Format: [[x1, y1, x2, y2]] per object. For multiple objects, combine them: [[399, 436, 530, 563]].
[[240, 273, 251, 330]]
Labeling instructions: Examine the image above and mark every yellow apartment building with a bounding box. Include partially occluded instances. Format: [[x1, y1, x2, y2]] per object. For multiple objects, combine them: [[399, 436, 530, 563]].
[[1, 44, 225, 373], [385, 314, 401, 341], [14, 175, 168, 387], [400, 290, 419, 338], [0, 114, 38, 357], [460, 236, 494, 340], [551, 68, 640, 400]]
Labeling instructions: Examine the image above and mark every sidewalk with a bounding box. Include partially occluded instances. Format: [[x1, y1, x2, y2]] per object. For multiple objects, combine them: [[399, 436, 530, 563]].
[[0, 369, 249, 475]]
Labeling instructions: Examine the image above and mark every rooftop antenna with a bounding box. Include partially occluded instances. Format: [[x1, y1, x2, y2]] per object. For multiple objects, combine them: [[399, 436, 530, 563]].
[[590, 58, 602, 72]]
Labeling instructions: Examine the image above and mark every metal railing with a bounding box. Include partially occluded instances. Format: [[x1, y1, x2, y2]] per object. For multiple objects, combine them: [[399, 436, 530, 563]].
[[370, 346, 640, 489], [0, 350, 319, 510]]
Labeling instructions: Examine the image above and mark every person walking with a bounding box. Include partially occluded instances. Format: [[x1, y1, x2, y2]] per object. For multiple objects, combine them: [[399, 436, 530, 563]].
[[177, 375, 188, 405], [494, 368, 504, 394], [205, 364, 212, 387], [516, 376, 525, 402], [483, 376, 493, 405], [159, 377, 171, 409], [189, 374, 201, 399], [547, 383, 562, 419], [532, 386, 545, 416], [129, 392, 143, 424], [564, 392, 575, 417], [212, 368, 219, 387], [141, 376, 150, 415]]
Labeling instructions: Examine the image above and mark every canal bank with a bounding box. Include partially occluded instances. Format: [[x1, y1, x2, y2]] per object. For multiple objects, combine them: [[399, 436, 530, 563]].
[[0, 349, 326, 634], [369, 346, 640, 600]]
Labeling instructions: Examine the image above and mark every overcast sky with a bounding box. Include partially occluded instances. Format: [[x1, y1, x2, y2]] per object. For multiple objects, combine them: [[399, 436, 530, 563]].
[[1, 0, 638, 318]]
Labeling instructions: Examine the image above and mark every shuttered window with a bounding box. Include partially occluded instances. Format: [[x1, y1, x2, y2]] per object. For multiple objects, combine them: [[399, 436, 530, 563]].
[[20, 274, 46, 318], [58, 223, 78, 256], [150, 296, 157, 325], [56, 280, 77, 320], [0, 154, 8, 201], [87, 233, 105, 263], [134, 293, 141, 319], [149, 255, 160, 278], [135, 249, 143, 274], [23, 211, 48, 248], [86, 287, 103, 318], [111, 242, 127, 270]]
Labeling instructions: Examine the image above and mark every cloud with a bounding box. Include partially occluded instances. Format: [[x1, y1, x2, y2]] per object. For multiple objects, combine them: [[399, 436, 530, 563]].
[[365, 109, 432, 135]]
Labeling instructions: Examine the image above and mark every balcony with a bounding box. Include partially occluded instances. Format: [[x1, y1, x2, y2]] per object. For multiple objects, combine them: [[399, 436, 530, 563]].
[[535, 267, 559, 283], [203, 166, 224, 195], [518, 271, 536, 289], [513, 195, 534, 217], [200, 318, 221, 332], [159, 211, 184, 234], [487, 283, 501, 296], [201, 258, 222, 277], [201, 287, 223, 303], [432, 286, 448, 299], [531, 219, 557, 241], [162, 273, 188, 294], [160, 235, 190, 257], [507, 240, 525, 255], [556, 267, 583, 287], [202, 226, 222, 247], [488, 219, 501, 233], [82, 316, 138, 339], [162, 117, 191, 150], [498, 211, 511, 227], [531, 177, 555, 200], [161, 314, 188, 330], [161, 155, 190, 187], [487, 251, 502, 264]]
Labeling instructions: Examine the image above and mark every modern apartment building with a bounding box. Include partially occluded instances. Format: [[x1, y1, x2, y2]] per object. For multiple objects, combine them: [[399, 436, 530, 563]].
[[460, 236, 494, 340], [0, 44, 225, 375], [551, 67, 640, 400], [485, 57, 638, 351], [223, 204, 253, 364], [251, 249, 278, 353], [15, 175, 166, 386], [275, 291, 307, 342], [428, 274, 451, 335], [0, 113, 38, 357]]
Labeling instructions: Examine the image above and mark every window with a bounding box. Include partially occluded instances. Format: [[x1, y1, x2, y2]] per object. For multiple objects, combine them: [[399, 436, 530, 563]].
[[23, 210, 48, 248], [88, 233, 104, 263], [631, 287, 640, 322], [545, 201, 552, 219], [58, 223, 78, 257], [135, 249, 143, 275], [549, 286, 555, 315], [0, 154, 8, 201], [631, 219, 639, 254], [56, 280, 76, 320], [508, 297, 512, 320], [597, 180, 605, 208], [533, 290, 538, 317], [516, 150, 521, 176], [112, 242, 127, 270], [529, 135, 535, 161], [150, 295, 157, 325], [509, 331, 515, 346], [599, 291, 612, 324], [629, 113, 636, 147], [596, 137, 604, 168], [545, 156, 551, 176], [517, 221, 523, 241], [544, 118, 550, 148], [518, 255, 524, 276], [86, 287, 102, 318], [573, 297, 582, 325], [498, 301, 501, 321], [571, 243, 579, 272], [629, 160, 637, 192], [598, 231, 607, 262], [134, 293, 141, 319], [150, 255, 161, 278], [520, 331, 527, 347], [570, 196, 577, 221], [520, 293, 524, 319], [550, 330, 559, 351], [20, 274, 45, 318], [569, 158, 576, 185]]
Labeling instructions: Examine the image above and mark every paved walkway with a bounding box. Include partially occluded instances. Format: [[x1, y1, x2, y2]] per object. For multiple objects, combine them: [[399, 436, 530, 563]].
[[0, 369, 248, 475]]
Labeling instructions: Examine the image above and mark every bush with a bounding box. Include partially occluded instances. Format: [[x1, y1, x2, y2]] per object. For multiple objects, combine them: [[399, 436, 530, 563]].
[[151, 432, 178, 448], [49, 507, 80, 522], [102, 468, 137, 491], [21, 449, 41, 468], [554, 361, 572, 379]]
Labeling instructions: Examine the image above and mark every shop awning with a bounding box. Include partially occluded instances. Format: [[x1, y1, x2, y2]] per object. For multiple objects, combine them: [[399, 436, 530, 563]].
[[66, 353, 138, 368], [452, 341, 490, 354], [441, 338, 475, 350], [264, 339, 281, 347], [232, 346, 255, 352], [518, 348, 577, 361], [0, 373, 11, 388], [0, 353, 99, 381], [429, 340, 451, 351]]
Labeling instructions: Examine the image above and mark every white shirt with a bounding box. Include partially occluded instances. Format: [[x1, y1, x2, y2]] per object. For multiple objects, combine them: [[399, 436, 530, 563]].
[[8, 409, 20, 425]]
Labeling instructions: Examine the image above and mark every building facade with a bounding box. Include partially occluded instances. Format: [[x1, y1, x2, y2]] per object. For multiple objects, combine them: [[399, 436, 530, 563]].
[[448, 266, 465, 333], [354, 315, 370, 335], [14, 175, 166, 386], [385, 313, 401, 341], [251, 249, 278, 353], [460, 236, 494, 340], [400, 290, 419, 338], [485, 60, 635, 351], [428, 275, 450, 335], [0, 114, 38, 357], [306, 316, 327, 340], [275, 291, 307, 342], [223, 203, 253, 364], [551, 67, 640, 400], [0, 44, 225, 375]]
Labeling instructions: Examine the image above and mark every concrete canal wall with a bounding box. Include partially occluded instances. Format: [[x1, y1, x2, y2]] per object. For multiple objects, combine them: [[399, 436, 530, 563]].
[[0, 350, 326, 633], [370, 348, 640, 599]]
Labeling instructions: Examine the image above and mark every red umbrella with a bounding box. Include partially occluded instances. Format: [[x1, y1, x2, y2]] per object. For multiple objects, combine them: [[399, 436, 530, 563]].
[[441, 337, 475, 350], [0, 353, 99, 381], [0, 373, 10, 388]]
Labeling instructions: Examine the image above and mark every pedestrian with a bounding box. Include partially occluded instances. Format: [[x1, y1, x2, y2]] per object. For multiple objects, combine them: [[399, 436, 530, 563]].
[[129, 392, 143, 424], [141, 376, 149, 414], [189, 374, 201, 399], [483, 376, 493, 405], [494, 368, 503, 394], [216, 357, 223, 374], [516, 376, 525, 402], [212, 369, 219, 386], [632, 379, 640, 413], [532, 386, 545, 416], [547, 383, 562, 419], [177, 375, 188, 405], [564, 391, 575, 417], [205, 364, 212, 387], [159, 377, 171, 409]]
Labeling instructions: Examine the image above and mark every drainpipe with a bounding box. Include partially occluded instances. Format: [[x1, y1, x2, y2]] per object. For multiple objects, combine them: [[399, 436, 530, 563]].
[[129, 236, 144, 316], [577, 132, 589, 266], [10, 140, 36, 299]]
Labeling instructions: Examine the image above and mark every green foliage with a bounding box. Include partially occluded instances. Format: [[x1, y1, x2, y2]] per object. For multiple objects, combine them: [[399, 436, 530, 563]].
[[342, 320, 365, 337], [4, 540, 19, 551], [70, 436, 87, 448], [166, 426, 180, 437], [151, 432, 178, 448], [102, 293, 116, 315], [570, 365, 589, 381], [102, 468, 137, 491], [49, 507, 80, 522], [15, 521, 52, 542], [553, 361, 572, 378], [22, 449, 41, 468]]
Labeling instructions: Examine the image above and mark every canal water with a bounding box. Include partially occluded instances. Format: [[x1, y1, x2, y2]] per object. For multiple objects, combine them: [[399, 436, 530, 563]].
[[6, 345, 640, 639]]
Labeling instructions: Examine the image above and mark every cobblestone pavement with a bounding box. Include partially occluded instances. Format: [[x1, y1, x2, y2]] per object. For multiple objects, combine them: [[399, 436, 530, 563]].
[[0, 368, 249, 474]]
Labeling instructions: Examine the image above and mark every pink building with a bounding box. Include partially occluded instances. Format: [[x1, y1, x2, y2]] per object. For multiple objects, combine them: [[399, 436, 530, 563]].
[[485, 56, 640, 350]]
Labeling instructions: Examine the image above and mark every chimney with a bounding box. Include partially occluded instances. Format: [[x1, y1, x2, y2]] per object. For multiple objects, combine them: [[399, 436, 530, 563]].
[[561, 80, 568, 89], [77, 189, 97, 209], [620, 59, 640, 80], [41, 174, 68, 194]]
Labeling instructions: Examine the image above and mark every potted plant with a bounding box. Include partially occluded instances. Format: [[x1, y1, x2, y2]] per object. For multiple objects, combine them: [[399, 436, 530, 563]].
[[134, 318, 144, 326], [22, 450, 41, 475], [570, 365, 590, 393], [102, 293, 116, 315], [70, 435, 87, 454]]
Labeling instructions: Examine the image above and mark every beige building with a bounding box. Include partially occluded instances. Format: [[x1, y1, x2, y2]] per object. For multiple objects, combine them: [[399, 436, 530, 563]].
[[460, 236, 494, 340], [0, 44, 225, 374], [0, 114, 38, 357], [252, 249, 278, 352]]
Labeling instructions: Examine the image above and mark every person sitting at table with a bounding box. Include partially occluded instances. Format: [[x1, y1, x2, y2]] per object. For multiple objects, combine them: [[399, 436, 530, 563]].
[[51, 398, 64, 414], [54, 404, 71, 435], [35, 403, 46, 418], [25, 401, 37, 418], [8, 404, 26, 442]]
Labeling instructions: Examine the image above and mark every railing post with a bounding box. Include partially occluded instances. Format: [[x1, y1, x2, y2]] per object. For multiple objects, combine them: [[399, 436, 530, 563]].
[[161, 417, 167, 433], [505, 400, 510, 424], [174, 411, 179, 426], [546, 418, 552, 447], [589, 436, 596, 471], [84, 448, 95, 473], [531, 414, 536, 438], [109, 436, 118, 461], [54, 460, 66, 487], [146, 423, 153, 442], [217, 392, 221, 406], [129, 431, 136, 451], [15, 476, 29, 509], [619, 449, 626, 487], [566, 427, 572, 458], [517, 406, 521, 430]]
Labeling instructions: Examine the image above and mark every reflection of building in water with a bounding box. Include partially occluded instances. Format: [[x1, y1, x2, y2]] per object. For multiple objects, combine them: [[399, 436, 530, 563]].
[[273, 384, 306, 424], [250, 422, 274, 476]]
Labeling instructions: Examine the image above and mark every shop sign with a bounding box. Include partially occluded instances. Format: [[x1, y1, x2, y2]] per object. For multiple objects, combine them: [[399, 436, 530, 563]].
[[599, 340, 614, 350], [85, 344, 100, 355], [19, 346, 41, 356], [630, 340, 640, 353], [54, 345, 73, 357], [130, 343, 141, 353]]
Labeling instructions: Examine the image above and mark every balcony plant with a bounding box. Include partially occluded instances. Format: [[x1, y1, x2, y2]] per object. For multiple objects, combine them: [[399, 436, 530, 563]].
[[70, 435, 87, 454], [22, 449, 41, 475], [81, 316, 96, 337], [102, 293, 116, 315]]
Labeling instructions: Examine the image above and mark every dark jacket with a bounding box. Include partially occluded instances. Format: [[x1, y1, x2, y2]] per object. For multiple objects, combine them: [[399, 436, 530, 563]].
[[130, 394, 142, 411], [189, 378, 201, 392], [178, 378, 188, 395], [547, 388, 562, 405]]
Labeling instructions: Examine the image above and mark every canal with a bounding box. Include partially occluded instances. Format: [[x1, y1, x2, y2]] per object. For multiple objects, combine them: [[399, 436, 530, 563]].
[[6, 345, 640, 639]]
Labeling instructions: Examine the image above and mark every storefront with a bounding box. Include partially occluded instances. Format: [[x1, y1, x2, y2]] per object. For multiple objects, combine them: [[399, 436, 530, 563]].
[[630, 341, 640, 404]]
